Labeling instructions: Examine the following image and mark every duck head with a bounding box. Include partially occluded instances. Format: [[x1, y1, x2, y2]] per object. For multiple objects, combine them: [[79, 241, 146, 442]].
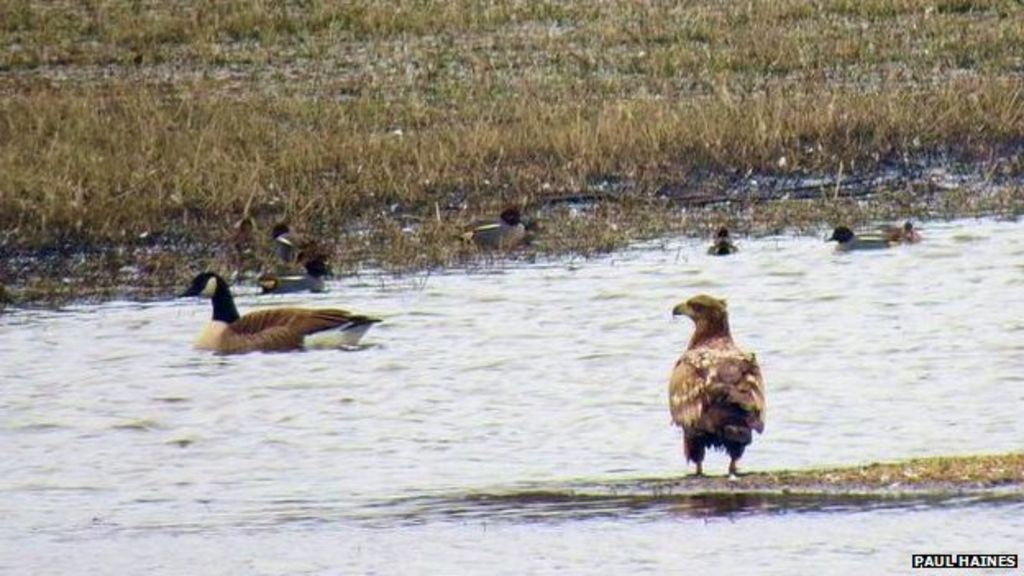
[[303, 257, 332, 278], [271, 222, 292, 242], [500, 207, 523, 226], [827, 226, 855, 243], [716, 226, 730, 239]]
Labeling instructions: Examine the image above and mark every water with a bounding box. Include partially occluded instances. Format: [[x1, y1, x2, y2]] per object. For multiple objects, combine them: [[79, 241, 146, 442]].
[[2, 218, 1023, 574]]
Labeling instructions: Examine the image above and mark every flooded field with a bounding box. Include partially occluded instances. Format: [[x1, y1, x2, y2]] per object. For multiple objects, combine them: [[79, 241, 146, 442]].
[[2, 217, 1023, 574]]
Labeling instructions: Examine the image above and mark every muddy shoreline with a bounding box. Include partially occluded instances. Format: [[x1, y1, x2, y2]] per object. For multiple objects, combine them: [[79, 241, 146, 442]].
[[360, 453, 1024, 524], [2, 151, 1022, 309]]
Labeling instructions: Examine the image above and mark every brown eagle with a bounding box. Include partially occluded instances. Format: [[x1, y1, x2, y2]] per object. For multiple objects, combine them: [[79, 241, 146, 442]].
[[669, 295, 766, 476]]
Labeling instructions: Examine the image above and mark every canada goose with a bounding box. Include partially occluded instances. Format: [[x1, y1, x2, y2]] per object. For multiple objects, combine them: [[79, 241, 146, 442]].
[[707, 227, 738, 256], [670, 295, 766, 476], [461, 207, 527, 249], [878, 220, 922, 244], [178, 272, 380, 354], [826, 226, 895, 252], [258, 257, 331, 294]]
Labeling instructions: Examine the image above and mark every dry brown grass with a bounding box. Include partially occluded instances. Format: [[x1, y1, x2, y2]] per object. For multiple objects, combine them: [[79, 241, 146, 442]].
[[1, 0, 1023, 303]]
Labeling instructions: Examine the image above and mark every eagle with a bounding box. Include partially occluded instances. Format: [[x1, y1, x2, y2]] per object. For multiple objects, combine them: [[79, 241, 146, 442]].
[[669, 295, 766, 476]]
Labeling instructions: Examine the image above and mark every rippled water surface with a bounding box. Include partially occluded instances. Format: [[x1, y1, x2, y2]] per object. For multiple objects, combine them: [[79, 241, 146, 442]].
[[2, 218, 1023, 574]]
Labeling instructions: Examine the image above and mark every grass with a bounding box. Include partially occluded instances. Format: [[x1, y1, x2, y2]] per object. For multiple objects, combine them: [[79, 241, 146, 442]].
[[1, 0, 1024, 304]]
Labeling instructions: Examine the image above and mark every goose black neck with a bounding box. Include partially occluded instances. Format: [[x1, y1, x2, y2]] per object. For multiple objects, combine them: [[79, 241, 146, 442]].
[[211, 283, 240, 323]]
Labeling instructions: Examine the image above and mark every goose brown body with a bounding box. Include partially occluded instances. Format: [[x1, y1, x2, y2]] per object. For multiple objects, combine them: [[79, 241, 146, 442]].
[[180, 272, 379, 354], [669, 295, 765, 476]]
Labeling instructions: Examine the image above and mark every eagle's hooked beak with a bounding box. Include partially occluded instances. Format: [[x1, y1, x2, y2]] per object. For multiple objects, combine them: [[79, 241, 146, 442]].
[[672, 302, 692, 318]]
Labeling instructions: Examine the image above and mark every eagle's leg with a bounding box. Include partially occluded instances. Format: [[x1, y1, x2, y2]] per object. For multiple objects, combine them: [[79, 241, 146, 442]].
[[684, 436, 705, 476], [726, 442, 746, 476]]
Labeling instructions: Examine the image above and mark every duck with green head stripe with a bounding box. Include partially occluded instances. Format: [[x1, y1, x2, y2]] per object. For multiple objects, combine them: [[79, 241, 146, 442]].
[[258, 257, 331, 295], [461, 207, 526, 250], [826, 226, 896, 252]]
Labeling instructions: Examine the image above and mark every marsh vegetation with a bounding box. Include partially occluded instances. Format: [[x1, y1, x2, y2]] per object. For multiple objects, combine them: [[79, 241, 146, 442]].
[[1, 0, 1023, 302]]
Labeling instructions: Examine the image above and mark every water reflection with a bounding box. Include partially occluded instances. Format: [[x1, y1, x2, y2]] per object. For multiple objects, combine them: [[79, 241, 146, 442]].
[[361, 482, 1024, 526]]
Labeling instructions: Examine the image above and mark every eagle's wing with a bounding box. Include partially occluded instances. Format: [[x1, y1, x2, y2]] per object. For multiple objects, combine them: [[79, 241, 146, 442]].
[[669, 349, 766, 433], [668, 351, 711, 431], [708, 350, 766, 433]]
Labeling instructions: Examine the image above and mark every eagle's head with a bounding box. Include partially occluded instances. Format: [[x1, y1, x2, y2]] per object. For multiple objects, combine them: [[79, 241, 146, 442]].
[[673, 294, 728, 322], [673, 295, 732, 346]]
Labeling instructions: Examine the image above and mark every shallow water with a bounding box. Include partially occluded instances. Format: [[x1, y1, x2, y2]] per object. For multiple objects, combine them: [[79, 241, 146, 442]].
[[2, 218, 1023, 574]]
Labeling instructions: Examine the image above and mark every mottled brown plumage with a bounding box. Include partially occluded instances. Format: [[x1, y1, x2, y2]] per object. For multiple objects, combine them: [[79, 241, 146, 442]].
[[878, 220, 923, 244], [179, 272, 380, 354], [669, 295, 765, 476]]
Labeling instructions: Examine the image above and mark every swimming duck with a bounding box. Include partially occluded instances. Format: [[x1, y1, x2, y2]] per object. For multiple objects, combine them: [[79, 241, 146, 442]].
[[878, 221, 922, 244], [179, 272, 380, 354], [257, 257, 330, 294], [826, 226, 895, 252], [707, 227, 739, 256], [271, 222, 318, 264], [461, 207, 527, 250], [271, 222, 299, 263], [669, 295, 766, 476]]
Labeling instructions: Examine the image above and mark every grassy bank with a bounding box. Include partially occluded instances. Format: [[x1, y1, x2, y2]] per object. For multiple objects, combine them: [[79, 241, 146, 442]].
[[2, 1, 1024, 304]]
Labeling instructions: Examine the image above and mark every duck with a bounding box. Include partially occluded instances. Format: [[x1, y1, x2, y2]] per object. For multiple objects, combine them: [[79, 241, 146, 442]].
[[826, 226, 895, 252], [707, 227, 739, 256], [271, 222, 300, 263], [669, 295, 766, 476], [178, 272, 380, 354], [271, 222, 323, 264], [878, 220, 922, 244], [229, 216, 257, 276], [257, 257, 330, 294], [461, 207, 527, 249]]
